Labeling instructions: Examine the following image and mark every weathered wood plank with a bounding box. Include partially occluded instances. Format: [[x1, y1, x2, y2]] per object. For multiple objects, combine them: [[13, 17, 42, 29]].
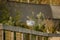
[[0, 25, 60, 37]]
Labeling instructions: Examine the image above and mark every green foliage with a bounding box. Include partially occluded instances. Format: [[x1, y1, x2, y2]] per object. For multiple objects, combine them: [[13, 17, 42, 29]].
[[0, 1, 56, 34], [34, 12, 45, 31], [13, 11, 22, 26], [0, 1, 9, 23], [4, 16, 14, 26], [0, 1, 22, 26], [13, 12, 20, 25], [26, 12, 45, 31], [0, 1, 24, 26]]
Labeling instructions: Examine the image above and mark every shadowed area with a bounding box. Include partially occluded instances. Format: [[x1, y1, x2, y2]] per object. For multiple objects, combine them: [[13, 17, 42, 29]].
[[6, 1, 53, 22]]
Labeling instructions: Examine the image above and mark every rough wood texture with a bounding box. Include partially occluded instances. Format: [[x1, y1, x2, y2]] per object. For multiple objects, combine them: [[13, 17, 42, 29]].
[[0, 24, 60, 40], [0, 25, 60, 37], [49, 37, 60, 40], [5, 31, 14, 40], [5, 31, 11, 40], [8, 0, 60, 5], [0, 24, 3, 40], [0, 30, 3, 40], [16, 32, 23, 40]]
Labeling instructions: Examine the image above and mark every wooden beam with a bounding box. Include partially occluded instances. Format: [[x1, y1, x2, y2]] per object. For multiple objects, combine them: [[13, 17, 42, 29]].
[[0, 25, 60, 37]]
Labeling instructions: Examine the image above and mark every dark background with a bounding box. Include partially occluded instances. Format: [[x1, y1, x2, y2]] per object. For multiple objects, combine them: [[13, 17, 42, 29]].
[[6, 1, 53, 22]]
